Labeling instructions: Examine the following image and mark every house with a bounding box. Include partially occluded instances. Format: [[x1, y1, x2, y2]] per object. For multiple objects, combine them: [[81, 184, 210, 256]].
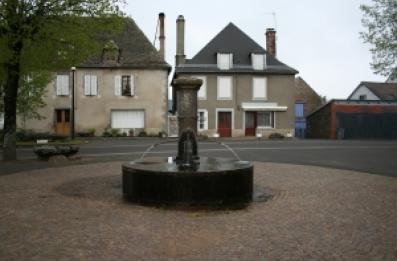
[[307, 80, 397, 139], [348, 81, 397, 101], [294, 77, 323, 138], [19, 15, 171, 136], [173, 16, 298, 137]]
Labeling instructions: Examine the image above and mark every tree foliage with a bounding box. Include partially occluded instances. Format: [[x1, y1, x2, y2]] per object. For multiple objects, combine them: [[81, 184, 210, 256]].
[[360, 0, 397, 78], [0, 0, 125, 160]]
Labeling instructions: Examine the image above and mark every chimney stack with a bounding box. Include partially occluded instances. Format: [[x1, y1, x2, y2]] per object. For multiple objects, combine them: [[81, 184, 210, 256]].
[[175, 15, 186, 66], [266, 28, 276, 57], [159, 13, 165, 60]]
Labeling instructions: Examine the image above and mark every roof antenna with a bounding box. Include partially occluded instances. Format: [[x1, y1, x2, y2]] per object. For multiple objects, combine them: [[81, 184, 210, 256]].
[[153, 16, 160, 47], [263, 12, 277, 30]]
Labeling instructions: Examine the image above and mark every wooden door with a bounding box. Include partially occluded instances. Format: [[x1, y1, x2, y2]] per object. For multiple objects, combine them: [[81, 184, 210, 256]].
[[218, 111, 232, 137], [245, 111, 257, 136], [55, 109, 70, 136]]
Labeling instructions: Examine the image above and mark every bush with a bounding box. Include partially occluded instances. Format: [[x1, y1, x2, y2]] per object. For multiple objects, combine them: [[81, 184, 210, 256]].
[[111, 128, 120, 137], [15, 129, 67, 141], [138, 131, 147, 137], [158, 131, 167, 138], [102, 130, 112, 137], [268, 132, 285, 139], [88, 128, 95, 137]]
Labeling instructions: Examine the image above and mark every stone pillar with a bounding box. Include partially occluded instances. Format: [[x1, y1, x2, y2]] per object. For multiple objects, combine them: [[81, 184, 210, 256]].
[[172, 78, 202, 135]]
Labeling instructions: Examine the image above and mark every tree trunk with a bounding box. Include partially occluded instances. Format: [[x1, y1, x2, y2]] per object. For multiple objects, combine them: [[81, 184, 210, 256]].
[[2, 47, 22, 161]]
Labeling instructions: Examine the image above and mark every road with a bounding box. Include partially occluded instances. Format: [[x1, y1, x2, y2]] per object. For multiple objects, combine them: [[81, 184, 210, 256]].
[[2, 138, 397, 177]]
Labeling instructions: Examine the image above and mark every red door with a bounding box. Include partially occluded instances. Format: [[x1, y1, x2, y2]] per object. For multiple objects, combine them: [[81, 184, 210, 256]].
[[245, 112, 257, 136], [218, 111, 232, 137]]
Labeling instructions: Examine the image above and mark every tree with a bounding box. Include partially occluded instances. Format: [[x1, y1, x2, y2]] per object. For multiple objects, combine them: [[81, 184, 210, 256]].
[[0, 0, 124, 160], [360, 0, 397, 78]]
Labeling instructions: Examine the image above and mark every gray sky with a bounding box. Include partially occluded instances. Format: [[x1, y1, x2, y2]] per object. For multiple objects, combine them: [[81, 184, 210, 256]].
[[125, 0, 385, 99]]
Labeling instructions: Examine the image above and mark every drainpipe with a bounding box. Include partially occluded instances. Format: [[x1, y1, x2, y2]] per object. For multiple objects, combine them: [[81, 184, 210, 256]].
[[70, 66, 76, 140]]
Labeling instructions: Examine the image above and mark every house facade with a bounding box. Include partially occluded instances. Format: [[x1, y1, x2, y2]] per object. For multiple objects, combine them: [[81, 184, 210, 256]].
[[20, 17, 170, 136], [294, 77, 323, 138], [173, 16, 298, 137], [348, 81, 397, 101]]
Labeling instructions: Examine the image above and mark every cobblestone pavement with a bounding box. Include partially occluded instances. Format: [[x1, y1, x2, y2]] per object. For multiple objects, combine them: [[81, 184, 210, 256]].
[[0, 161, 396, 260]]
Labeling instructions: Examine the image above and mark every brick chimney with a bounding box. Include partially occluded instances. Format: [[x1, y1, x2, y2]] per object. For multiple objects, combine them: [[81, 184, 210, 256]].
[[159, 13, 165, 60], [175, 15, 186, 66], [266, 28, 276, 57]]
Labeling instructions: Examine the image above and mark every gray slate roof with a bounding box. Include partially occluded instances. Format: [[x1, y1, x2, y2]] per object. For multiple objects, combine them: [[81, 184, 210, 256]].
[[80, 18, 170, 70], [361, 81, 397, 100], [175, 23, 297, 74]]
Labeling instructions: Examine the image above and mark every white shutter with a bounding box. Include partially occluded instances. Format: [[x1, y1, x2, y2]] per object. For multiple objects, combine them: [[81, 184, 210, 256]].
[[114, 75, 121, 96], [253, 77, 267, 99], [56, 75, 62, 95], [203, 110, 208, 130], [252, 54, 265, 70], [84, 75, 91, 95], [217, 53, 232, 70], [130, 75, 135, 96], [217, 76, 232, 99], [91, 75, 97, 95], [62, 75, 69, 95]]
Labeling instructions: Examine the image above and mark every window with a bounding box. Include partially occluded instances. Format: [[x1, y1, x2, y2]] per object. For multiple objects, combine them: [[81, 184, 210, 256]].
[[217, 76, 232, 100], [359, 94, 367, 100], [252, 54, 266, 70], [253, 77, 267, 100], [295, 103, 304, 117], [194, 76, 207, 100], [84, 75, 98, 96], [257, 111, 274, 128], [217, 53, 233, 70], [197, 110, 208, 130], [56, 75, 69, 96], [114, 75, 134, 96]]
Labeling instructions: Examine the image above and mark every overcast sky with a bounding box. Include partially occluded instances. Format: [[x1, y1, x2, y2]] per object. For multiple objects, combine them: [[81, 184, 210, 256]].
[[125, 0, 385, 99]]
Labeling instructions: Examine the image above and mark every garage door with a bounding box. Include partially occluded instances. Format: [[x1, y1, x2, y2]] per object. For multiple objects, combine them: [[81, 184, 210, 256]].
[[111, 110, 144, 129], [337, 113, 397, 139]]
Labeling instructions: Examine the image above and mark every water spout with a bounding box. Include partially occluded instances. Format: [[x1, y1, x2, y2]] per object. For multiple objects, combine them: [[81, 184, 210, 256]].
[[219, 142, 241, 161], [139, 143, 159, 161]]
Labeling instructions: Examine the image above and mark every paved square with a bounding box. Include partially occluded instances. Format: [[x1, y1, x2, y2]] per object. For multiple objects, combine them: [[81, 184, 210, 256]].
[[0, 161, 396, 260]]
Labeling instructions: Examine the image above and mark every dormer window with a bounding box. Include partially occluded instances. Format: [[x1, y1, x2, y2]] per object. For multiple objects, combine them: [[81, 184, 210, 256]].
[[251, 53, 266, 70], [103, 40, 120, 64], [217, 53, 233, 70]]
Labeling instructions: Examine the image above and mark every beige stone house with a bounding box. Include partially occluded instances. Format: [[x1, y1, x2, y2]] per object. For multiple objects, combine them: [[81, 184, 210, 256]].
[[20, 17, 170, 136], [173, 17, 298, 137]]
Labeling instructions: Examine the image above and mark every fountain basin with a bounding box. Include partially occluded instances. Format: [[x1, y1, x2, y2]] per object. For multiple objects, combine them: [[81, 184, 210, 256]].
[[122, 157, 253, 206]]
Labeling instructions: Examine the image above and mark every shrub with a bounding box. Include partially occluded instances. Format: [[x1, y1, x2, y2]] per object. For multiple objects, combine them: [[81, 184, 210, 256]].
[[138, 131, 147, 137], [111, 128, 120, 137], [158, 131, 167, 138], [102, 130, 112, 137], [88, 128, 96, 137], [268, 132, 285, 139]]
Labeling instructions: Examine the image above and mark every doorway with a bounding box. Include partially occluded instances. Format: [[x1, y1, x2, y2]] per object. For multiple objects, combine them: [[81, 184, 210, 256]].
[[55, 109, 70, 136], [217, 111, 232, 137]]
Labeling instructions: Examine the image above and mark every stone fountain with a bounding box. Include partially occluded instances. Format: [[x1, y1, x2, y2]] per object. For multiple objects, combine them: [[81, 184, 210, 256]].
[[122, 78, 253, 206]]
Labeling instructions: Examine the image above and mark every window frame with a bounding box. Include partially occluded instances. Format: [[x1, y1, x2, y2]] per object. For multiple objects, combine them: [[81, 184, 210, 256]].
[[252, 77, 267, 100], [84, 74, 98, 96], [257, 111, 274, 128], [197, 109, 208, 131], [217, 53, 233, 70], [251, 53, 266, 70], [56, 74, 70, 96]]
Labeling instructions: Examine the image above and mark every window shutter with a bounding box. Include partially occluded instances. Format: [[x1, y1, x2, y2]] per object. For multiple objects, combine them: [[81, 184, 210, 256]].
[[56, 76, 62, 95], [91, 75, 97, 96], [63, 75, 69, 95], [253, 77, 267, 99], [130, 75, 135, 96], [217, 76, 232, 99], [196, 76, 207, 99], [114, 75, 121, 96], [84, 75, 91, 95], [204, 110, 208, 130]]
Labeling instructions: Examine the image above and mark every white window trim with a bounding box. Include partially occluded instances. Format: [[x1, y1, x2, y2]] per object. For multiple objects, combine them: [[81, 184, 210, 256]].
[[215, 108, 234, 132], [197, 109, 208, 131], [217, 76, 233, 100], [252, 77, 267, 100], [193, 75, 207, 100]]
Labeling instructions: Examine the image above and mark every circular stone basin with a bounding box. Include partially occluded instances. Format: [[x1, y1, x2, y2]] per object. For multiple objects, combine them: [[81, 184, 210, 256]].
[[122, 157, 253, 206]]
